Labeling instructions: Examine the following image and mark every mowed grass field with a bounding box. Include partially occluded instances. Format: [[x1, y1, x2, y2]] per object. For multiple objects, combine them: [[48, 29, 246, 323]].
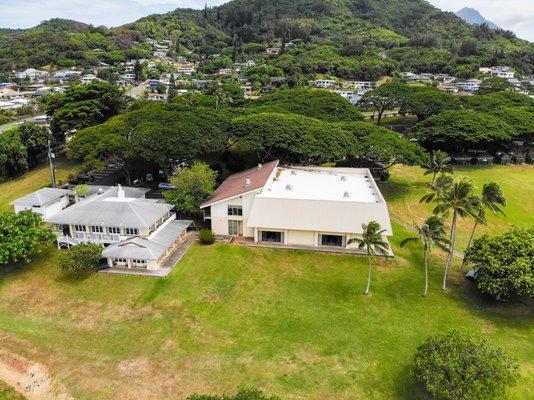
[[0, 163, 532, 400], [380, 164, 534, 250]]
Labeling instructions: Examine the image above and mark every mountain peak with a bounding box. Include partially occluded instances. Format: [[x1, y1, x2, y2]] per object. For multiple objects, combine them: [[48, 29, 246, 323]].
[[456, 7, 500, 30]]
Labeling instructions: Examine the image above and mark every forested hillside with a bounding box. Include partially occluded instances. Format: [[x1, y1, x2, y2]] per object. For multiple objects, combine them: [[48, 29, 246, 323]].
[[0, 0, 533, 77]]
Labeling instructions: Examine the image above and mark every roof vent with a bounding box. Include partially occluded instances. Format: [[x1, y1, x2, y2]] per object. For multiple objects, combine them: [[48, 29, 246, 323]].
[[97, 188, 104, 195], [257, 163, 263, 170], [343, 192, 351, 198], [341, 176, 347, 181], [290, 170, 297, 176], [286, 184, 293, 191], [244, 178, 251, 186]]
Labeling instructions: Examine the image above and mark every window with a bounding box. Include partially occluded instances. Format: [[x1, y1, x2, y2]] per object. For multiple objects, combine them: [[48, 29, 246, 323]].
[[91, 225, 103, 233], [114, 258, 127, 264], [228, 220, 243, 236], [228, 205, 243, 216], [108, 227, 121, 234], [132, 259, 147, 267], [74, 225, 86, 232], [260, 231, 284, 243], [125, 228, 139, 235], [320, 234, 346, 247]]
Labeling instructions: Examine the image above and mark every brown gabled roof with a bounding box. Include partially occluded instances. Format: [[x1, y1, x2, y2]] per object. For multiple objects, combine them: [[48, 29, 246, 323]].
[[200, 160, 279, 208]]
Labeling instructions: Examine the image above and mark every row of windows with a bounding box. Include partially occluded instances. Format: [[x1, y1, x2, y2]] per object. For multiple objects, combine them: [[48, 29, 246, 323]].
[[228, 205, 243, 216], [73, 225, 137, 235]]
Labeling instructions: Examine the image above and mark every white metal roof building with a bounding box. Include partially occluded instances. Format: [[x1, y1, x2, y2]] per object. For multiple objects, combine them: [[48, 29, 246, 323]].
[[11, 185, 193, 271], [201, 163, 393, 252]]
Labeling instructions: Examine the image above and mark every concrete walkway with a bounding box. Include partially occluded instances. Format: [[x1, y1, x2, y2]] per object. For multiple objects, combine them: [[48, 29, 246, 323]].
[[244, 239, 394, 257], [98, 233, 196, 277]]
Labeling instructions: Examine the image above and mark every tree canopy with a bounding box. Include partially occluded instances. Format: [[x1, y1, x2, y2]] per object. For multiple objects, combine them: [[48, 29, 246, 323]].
[[45, 81, 127, 141], [414, 109, 516, 147], [412, 329, 519, 400], [403, 86, 460, 121], [0, 211, 55, 265], [231, 112, 353, 163], [465, 227, 534, 300], [339, 121, 428, 168], [254, 87, 364, 122], [164, 163, 218, 215]]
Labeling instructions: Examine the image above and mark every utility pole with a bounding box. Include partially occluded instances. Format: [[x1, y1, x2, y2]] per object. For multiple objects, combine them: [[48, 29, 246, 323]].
[[48, 140, 56, 188]]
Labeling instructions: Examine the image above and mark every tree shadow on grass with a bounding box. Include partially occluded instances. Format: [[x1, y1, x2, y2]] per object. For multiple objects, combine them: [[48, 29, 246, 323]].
[[55, 270, 94, 285], [447, 272, 534, 322], [378, 179, 427, 202]]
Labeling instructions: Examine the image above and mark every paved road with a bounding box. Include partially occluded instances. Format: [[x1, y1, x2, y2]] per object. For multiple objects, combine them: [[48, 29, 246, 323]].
[[126, 80, 148, 98]]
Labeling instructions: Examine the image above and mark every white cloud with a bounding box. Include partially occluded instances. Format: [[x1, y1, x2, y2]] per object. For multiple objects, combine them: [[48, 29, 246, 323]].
[[0, 0, 531, 41]]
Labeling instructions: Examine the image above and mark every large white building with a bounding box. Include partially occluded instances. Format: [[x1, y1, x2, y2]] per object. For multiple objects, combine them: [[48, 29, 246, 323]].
[[200, 161, 393, 252], [11, 185, 192, 271]]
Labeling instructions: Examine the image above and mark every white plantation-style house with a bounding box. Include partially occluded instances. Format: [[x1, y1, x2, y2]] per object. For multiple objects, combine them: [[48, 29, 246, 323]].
[[11, 185, 192, 271], [200, 161, 393, 253]]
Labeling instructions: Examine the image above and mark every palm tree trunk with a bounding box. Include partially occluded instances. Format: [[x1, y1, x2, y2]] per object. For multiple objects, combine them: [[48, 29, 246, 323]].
[[461, 219, 479, 271], [443, 211, 458, 291], [364, 250, 372, 295], [431, 172, 436, 186], [423, 246, 428, 297]]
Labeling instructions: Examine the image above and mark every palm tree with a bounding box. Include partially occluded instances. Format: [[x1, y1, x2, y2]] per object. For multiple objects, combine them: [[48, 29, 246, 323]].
[[420, 177, 477, 290], [461, 182, 506, 270], [400, 216, 450, 297], [423, 150, 453, 186], [348, 221, 390, 295]]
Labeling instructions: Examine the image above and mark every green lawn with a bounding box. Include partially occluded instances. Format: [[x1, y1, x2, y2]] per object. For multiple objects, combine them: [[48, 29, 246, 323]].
[[0, 164, 532, 400], [0, 382, 25, 400], [380, 164, 534, 249]]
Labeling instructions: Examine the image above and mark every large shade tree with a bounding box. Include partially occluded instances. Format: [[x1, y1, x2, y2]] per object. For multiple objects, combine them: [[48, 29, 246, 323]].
[[465, 227, 533, 300], [403, 86, 460, 121], [340, 121, 428, 169], [412, 329, 519, 400], [254, 87, 364, 122], [0, 211, 55, 265], [45, 81, 127, 141], [232, 112, 353, 163], [414, 109, 515, 151], [359, 81, 410, 125]]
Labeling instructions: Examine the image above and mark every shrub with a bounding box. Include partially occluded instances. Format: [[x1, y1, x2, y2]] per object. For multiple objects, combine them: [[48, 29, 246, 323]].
[[465, 227, 534, 300], [412, 329, 519, 400], [198, 230, 216, 245], [187, 388, 279, 400], [59, 243, 102, 274]]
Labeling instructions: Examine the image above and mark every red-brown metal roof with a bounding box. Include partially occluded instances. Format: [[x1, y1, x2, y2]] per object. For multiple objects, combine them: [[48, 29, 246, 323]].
[[200, 160, 279, 208]]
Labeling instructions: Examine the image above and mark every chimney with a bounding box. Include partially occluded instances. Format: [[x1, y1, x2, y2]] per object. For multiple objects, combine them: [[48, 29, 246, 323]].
[[117, 184, 125, 198], [244, 178, 251, 186]]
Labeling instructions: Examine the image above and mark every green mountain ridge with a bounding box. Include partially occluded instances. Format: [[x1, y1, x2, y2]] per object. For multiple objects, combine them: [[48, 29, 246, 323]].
[[0, 0, 532, 77]]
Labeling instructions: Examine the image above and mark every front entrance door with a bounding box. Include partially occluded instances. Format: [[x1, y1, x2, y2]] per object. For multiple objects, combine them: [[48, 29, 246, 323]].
[[228, 220, 243, 236]]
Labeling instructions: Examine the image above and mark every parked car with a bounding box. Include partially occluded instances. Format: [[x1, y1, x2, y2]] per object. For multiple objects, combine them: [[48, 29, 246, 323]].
[[158, 183, 175, 191]]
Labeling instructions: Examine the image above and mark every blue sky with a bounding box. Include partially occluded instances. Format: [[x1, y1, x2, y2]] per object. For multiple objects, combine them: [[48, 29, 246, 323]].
[[0, 0, 532, 41]]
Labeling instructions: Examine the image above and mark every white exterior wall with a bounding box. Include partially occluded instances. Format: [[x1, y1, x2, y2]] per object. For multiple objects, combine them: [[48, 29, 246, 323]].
[[208, 191, 258, 237], [286, 230, 316, 246], [14, 196, 69, 219]]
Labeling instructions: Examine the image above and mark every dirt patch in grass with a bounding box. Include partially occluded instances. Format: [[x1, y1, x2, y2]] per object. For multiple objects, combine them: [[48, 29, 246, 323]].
[[117, 358, 149, 378], [0, 351, 71, 400]]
